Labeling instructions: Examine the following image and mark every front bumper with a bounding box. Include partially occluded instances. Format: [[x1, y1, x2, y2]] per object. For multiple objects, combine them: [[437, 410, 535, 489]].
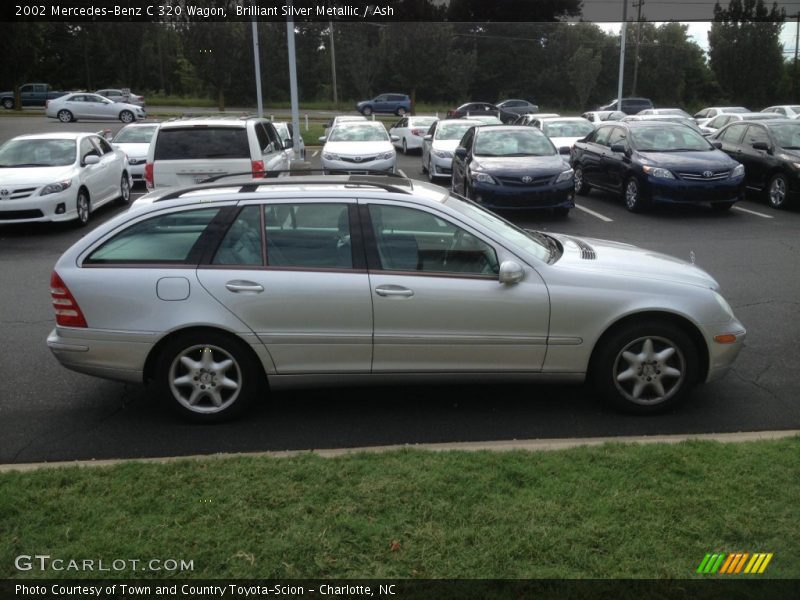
[[644, 174, 745, 205], [321, 156, 395, 173], [701, 319, 747, 382], [471, 178, 575, 210], [0, 187, 80, 223], [430, 154, 454, 178], [126, 158, 146, 180]]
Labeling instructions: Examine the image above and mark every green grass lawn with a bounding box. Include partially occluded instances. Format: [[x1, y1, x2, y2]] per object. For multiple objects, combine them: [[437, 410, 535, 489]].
[[2, 438, 798, 579]]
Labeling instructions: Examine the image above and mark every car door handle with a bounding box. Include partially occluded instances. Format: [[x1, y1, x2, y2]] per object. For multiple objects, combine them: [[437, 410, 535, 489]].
[[375, 285, 414, 298], [225, 281, 264, 293]]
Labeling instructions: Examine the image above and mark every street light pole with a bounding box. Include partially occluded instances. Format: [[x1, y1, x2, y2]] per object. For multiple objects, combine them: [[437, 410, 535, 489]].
[[329, 19, 338, 107], [286, 2, 301, 163], [617, 0, 629, 112], [251, 19, 263, 118], [631, 0, 644, 97]]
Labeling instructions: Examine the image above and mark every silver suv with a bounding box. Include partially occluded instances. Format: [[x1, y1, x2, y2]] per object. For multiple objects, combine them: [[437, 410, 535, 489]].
[[145, 116, 290, 189], [47, 175, 745, 421]]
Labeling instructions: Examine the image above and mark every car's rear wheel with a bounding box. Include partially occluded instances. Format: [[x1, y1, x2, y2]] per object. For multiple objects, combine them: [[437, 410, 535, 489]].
[[591, 321, 699, 414], [2, 98, 14, 110], [117, 173, 131, 205], [75, 190, 90, 227], [767, 173, 789, 209], [362, 106, 373, 116], [624, 176, 647, 212], [574, 166, 591, 195], [57, 109, 74, 123], [156, 330, 262, 422], [119, 110, 135, 123]]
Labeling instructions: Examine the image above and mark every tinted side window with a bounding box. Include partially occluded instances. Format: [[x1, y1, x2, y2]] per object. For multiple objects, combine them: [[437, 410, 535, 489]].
[[154, 128, 250, 160], [721, 123, 747, 143], [608, 127, 627, 147], [254, 123, 269, 152], [368, 205, 498, 276], [86, 209, 221, 264], [80, 138, 97, 161], [745, 125, 770, 146], [93, 136, 114, 154], [263, 122, 283, 151], [593, 127, 613, 146], [213, 206, 263, 266], [459, 128, 475, 149], [264, 203, 352, 269]]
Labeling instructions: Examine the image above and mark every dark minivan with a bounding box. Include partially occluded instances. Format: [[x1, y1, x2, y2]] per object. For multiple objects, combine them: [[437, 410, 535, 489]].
[[597, 97, 654, 115]]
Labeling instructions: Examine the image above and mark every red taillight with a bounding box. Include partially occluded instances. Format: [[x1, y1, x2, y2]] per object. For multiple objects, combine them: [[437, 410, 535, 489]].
[[252, 160, 265, 178], [50, 271, 87, 328], [144, 161, 153, 189]]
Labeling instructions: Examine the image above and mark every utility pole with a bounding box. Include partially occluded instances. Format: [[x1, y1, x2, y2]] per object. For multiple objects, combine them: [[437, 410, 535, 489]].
[[329, 20, 338, 107], [631, 0, 644, 96], [616, 0, 629, 112], [251, 19, 263, 118], [794, 13, 799, 99], [286, 2, 302, 165]]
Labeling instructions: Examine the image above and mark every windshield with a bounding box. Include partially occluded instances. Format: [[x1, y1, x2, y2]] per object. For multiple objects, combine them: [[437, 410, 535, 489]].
[[474, 129, 555, 157], [766, 122, 800, 148], [436, 123, 472, 141], [445, 194, 551, 262], [113, 126, 157, 144], [542, 120, 595, 138], [328, 124, 389, 142], [410, 118, 437, 128], [0, 139, 76, 167], [630, 126, 712, 152]]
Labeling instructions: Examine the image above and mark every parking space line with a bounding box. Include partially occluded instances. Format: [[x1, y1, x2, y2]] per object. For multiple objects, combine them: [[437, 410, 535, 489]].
[[397, 169, 407, 177], [311, 150, 319, 157], [575, 203, 614, 222], [733, 206, 774, 219]]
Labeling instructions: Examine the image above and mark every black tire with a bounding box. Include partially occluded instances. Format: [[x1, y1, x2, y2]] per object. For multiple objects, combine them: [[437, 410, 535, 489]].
[[362, 106, 373, 116], [710, 201, 735, 212], [75, 190, 90, 227], [590, 320, 699, 414], [2, 98, 14, 110], [155, 330, 263, 422], [624, 176, 648, 212], [402, 139, 408, 154], [574, 165, 591, 195], [553, 206, 570, 217], [427, 157, 436, 182], [117, 173, 131, 206], [119, 110, 135, 123], [766, 173, 789, 209], [397, 107, 407, 116], [57, 109, 74, 123]]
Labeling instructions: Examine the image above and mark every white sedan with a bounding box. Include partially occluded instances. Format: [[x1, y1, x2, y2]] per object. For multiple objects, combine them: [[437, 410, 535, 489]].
[[320, 121, 397, 173], [388, 116, 437, 154], [421, 119, 474, 181], [111, 123, 159, 184], [46, 92, 146, 123], [0, 132, 131, 226], [529, 116, 596, 149]]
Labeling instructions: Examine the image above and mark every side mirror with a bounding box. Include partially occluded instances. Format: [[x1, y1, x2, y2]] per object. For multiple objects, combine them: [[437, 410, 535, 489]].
[[283, 138, 293, 149], [558, 146, 571, 155], [318, 136, 327, 143], [423, 134, 432, 141], [610, 142, 626, 153], [454, 147, 467, 159], [712, 141, 723, 149], [390, 135, 400, 142], [83, 154, 100, 166], [498, 260, 524, 285], [752, 141, 770, 152]]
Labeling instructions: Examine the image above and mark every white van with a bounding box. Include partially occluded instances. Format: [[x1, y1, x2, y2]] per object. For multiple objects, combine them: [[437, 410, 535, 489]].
[[145, 117, 290, 189]]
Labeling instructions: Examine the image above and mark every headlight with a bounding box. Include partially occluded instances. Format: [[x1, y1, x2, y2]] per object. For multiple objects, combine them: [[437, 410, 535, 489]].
[[470, 171, 496, 184], [555, 168, 574, 183], [380, 152, 394, 160], [433, 150, 453, 159], [730, 164, 745, 178], [713, 291, 735, 319], [642, 166, 675, 179], [40, 180, 73, 196], [322, 152, 340, 161]]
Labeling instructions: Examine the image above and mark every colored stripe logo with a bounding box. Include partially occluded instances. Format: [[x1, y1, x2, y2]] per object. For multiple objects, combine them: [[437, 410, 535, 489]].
[[697, 553, 773, 574]]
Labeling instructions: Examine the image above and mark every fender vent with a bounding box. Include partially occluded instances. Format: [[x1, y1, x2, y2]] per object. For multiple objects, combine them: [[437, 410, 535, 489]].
[[570, 237, 596, 260]]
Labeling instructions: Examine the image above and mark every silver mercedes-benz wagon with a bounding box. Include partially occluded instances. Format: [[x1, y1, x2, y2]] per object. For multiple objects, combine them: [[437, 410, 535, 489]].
[[47, 174, 745, 421]]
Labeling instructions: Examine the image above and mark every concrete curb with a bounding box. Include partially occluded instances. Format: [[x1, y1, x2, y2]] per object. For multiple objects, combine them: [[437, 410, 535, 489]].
[[2, 429, 798, 473]]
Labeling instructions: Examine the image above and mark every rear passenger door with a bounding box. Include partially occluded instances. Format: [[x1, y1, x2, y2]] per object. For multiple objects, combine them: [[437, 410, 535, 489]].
[[195, 200, 373, 373]]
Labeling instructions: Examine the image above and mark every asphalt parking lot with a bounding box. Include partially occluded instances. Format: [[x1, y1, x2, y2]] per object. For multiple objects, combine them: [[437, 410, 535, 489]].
[[2, 116, 799, 464]]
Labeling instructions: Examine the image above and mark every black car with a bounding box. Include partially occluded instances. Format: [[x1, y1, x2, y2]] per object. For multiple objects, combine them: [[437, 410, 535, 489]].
[[450, 125, 575, 215], [496, 99, 539, 123], [447, 102, 499, 120], [596, 97, 654, 115], [570, 121, 745, 212], [712, 118, 800, 209]]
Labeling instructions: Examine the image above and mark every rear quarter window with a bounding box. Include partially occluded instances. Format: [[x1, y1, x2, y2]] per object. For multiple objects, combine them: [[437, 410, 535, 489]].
[[154, 127, 250, 160]]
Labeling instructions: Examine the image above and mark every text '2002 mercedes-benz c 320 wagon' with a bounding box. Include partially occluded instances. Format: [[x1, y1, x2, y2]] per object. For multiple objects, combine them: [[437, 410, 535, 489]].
[[47, 174, 745, 421]]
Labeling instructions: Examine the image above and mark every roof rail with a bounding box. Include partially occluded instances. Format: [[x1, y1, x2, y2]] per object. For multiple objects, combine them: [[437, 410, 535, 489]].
[[153, 172, 414, 202], [201, 169, 412, 183]]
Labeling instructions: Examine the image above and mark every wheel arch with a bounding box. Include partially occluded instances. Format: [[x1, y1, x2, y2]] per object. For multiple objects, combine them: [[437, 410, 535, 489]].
[[588, 310, 709, 382], [143, 325, 270, 386]]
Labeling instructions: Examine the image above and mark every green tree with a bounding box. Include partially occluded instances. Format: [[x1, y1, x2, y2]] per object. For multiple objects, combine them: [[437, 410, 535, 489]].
[[568, 47, 602, 110], [709, 0, 785, 107]]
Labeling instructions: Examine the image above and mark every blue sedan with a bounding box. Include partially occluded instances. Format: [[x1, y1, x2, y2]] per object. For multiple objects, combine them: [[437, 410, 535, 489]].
[[570, 120, 745, 212]]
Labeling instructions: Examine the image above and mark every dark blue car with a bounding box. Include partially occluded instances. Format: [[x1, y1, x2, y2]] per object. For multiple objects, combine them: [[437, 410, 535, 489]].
[[450, 125, 575, 215], [571, 120, 745, 212]]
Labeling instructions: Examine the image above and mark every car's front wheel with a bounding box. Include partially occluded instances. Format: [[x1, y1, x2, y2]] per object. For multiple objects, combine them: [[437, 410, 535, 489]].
[[624, 176, 648, 212], [591, 321, 699, 414], [75, 190, 90, 227], [427, 157, 436, 182], [574, 166, 591, 195], [402, 139, 408, 154], [2, 98, 14, 110], [57, 109, 74, 123], [767, 173, 789, 209], [362, 106, 373, 116], [156, 330, 263, 422], [117, 173, 131, 206], [119, 110, 135, 123]]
